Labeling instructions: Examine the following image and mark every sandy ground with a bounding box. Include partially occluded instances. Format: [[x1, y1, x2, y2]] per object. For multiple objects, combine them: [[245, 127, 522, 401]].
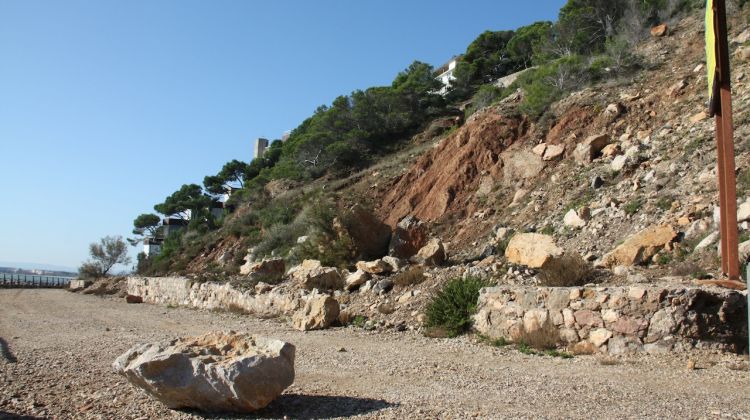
[[0, 289, 748, 419]]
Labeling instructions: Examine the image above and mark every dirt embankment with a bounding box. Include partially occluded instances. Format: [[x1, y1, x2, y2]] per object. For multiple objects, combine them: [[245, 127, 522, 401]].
[[379, 113, 529, 227]]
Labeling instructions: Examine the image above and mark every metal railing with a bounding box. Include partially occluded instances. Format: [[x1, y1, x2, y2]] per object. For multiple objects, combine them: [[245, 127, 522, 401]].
[[0, 273, 73, 288]]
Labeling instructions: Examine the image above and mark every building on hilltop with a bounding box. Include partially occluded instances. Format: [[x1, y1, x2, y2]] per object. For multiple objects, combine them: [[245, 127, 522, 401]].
[[143, 237, 162, 258], [435, 56, 460, 96], [162, 217, 189, 238], [255, 137, 269, 159]]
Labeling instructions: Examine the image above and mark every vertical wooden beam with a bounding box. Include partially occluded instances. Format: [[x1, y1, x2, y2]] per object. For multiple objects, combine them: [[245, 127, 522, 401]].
[[714, 0, 740, 279]]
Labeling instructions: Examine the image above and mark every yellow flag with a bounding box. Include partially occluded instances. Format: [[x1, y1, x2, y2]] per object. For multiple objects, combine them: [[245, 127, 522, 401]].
[[706, 0, 718, 113]]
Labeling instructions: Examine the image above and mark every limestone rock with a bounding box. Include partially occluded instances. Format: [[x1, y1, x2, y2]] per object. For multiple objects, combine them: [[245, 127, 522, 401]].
[[502, 150, 544, 182], [292, 292, 340, 331], [602, 225, 677, 267], [382, 256, 406, 272], [504, 233, 590, 286], [345, 270, 370, 291], [737, 201, 750, 223], [113, 332, 295, 412], [288, 260, 344, 290], [240, 258, 285, 283], [589, 328, 612, 347], [389, 216, 429, 259], [611, 155, 628, 172], [414, 238, 446, 266], [694, 231, 719, 251], [532, 143, 547, 156], [543, 144, 565, 161], [564, 209, 587, 229], [573, 134, 610, 164], [650, 23, 668, 37], [355, 259, 391, 275]]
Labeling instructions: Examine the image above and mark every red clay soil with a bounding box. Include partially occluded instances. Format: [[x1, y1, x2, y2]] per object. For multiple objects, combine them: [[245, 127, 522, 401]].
[[378, 112, 528, 227]]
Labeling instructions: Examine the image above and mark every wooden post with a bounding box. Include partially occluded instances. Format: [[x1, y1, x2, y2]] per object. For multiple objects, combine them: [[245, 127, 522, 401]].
[[712, 0, 740, 279]]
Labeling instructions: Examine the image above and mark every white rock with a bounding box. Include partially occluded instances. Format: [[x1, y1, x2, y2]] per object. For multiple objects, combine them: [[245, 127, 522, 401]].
[[589, 328, 613, 347], [564, 209, 587, 228], [113, 332, 295, 412], [611, 155, 628, 171], [695, 231, 719, 251]]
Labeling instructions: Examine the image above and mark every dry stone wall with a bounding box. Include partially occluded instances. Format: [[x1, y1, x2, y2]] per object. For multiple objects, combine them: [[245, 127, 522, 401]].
[[474, 285, 748, 354], [127, 277, 302, 318]]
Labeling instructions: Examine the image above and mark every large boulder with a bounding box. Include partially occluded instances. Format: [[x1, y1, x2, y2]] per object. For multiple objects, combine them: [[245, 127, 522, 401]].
[[288, 260, 344, 290], [291, 292, 340, 331], [355, 259, 391, 275], [240, 258, 285, 283], [601, 225, 677, 267], [505, 233, 589, 286], [573, 134, 610, 165], [389, 216, 429, 259], [341, 204, 391, 260], [113, 332, 295, 413], [413, 238, 446, 266]]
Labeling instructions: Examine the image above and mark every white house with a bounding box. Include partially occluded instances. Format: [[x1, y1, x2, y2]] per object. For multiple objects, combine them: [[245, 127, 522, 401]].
[[143, 237, 162, 257], [435, 57, 459, 95]]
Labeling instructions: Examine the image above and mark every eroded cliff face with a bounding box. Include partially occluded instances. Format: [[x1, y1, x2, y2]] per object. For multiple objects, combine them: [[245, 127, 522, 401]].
[[379, 113, 530, 227]]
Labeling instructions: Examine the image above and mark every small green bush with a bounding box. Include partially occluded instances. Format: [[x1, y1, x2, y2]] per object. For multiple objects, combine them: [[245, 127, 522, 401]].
[[424, 277, 490, 337], [623, 199, 642, 216]]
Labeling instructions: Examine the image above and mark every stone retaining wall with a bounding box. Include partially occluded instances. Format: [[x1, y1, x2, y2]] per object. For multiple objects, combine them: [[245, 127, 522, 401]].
[[127, 277, 302, 318], [474, 285, 748, 354]]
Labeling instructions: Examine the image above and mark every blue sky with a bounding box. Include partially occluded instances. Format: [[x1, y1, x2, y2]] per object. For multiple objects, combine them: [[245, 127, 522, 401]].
[[0, 0, 565, 271]]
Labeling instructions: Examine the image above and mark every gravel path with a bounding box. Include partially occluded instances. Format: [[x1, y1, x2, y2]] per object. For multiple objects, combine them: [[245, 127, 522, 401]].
[[0, 289, 748, 419]]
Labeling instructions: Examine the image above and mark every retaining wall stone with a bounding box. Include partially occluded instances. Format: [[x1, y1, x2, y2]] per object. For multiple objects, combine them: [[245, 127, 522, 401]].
[[474, 285, 748, 354], [127, 277, 302, 318]]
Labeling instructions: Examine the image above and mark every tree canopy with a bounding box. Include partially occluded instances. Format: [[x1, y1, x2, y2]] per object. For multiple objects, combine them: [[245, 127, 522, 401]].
[[78, 235, 131, 278]]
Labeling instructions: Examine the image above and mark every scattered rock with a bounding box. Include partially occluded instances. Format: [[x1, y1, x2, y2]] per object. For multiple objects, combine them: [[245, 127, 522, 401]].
[[240, 258, 285, 283], [650, 23, 668, 37], [543, 144, 565, 161], [695, 231, 719, 251], [288, 260, 344, 291], [573, 134, 610, 164], [389, 216, 429, 259], [602, 225, 677, 267], [413, 238, 446, 266], [345, 270, 370, 291], [382, 256, 407, 271], [564, 209, 587, 229], [292, 292, 340, 331], [113, 331, 295, 412], [372, 279, 394, 295], [611, 155, 629, 172], [504, 233, 590, 286], [356, 259, 391, 275]]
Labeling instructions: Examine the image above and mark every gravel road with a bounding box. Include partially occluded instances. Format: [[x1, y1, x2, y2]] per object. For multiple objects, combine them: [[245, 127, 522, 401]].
[[0, 289, 748, 419]]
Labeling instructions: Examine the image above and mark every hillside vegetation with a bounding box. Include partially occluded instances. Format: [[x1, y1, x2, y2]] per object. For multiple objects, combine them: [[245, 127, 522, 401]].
[[121, 0, 749, 292]]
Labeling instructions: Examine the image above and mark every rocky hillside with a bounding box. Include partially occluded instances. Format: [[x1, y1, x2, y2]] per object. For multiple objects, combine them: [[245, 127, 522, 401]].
[[144, 8, 750, 336]]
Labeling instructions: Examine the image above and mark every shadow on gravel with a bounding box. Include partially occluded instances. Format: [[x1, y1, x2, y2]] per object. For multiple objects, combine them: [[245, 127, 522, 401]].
[[0, 411, 45, 419], [188, 394, 394, 419], [0, 338, 17, 363]]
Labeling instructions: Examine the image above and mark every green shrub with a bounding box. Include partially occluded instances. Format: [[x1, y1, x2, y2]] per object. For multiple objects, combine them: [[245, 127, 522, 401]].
[[424, 277, 490, 337], [465, 84, 508, 118], [623, 199, 642, 216]]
